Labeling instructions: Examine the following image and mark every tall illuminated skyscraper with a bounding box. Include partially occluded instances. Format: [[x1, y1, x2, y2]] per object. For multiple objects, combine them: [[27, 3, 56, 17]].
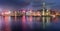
[[42, 0, 46, 16], [42, 0, 50, 16]]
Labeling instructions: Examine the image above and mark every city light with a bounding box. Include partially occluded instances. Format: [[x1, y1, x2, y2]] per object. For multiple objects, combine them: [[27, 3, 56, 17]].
[[0, 9, 60, 17]]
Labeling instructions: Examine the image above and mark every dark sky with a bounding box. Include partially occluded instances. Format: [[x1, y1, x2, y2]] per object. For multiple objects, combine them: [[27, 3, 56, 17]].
[[0, 0, 31, 7], [0, 0, 60, 10]]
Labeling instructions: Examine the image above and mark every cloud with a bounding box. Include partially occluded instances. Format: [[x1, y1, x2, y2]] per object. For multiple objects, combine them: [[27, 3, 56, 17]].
[[0, 0, 31, 7]]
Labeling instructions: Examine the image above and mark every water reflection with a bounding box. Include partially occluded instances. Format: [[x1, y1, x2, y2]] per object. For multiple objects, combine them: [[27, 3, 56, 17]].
[[0, 16, 60, 31]]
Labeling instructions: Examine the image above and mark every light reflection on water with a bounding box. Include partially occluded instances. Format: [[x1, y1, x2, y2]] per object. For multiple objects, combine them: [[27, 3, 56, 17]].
[[0, 16, 60, 31]]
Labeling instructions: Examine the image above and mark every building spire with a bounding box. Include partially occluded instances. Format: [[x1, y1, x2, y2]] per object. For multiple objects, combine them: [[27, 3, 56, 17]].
[[42, 0, 46, 10], [42, 0, 46, 16]]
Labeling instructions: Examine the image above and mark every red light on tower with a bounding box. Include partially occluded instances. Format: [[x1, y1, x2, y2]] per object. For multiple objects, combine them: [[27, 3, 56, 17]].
[[22, 10, 25, 13], [22, 8, 26, 13]]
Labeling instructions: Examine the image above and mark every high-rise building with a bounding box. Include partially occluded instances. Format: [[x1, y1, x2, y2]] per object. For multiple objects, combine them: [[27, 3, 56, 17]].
[[41, 0, 50, 16]]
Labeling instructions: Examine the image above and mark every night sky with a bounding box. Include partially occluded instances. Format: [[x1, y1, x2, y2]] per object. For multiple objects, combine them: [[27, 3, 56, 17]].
[[0, 0, 60, 10]]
